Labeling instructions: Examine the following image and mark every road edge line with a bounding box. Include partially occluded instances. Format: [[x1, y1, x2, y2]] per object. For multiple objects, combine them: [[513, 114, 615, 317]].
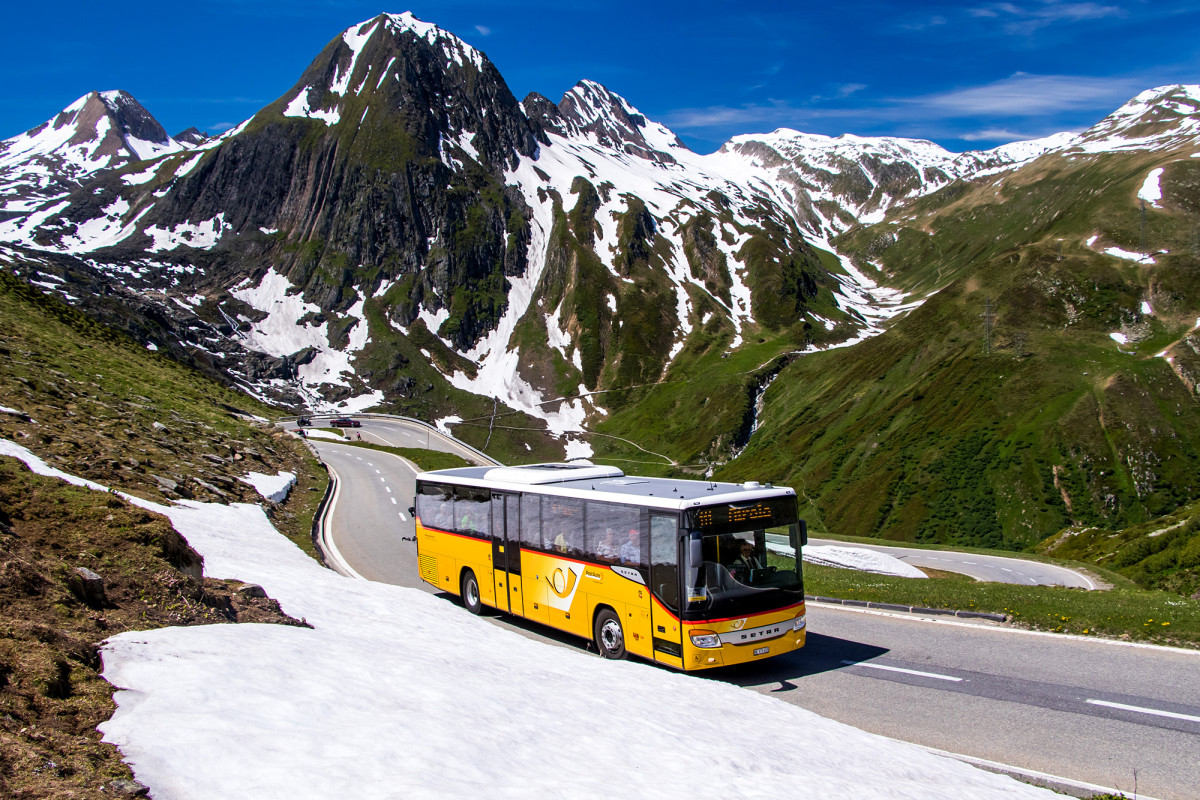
[[921, 744, 1163, 799], [808, 600, 1200, 655]]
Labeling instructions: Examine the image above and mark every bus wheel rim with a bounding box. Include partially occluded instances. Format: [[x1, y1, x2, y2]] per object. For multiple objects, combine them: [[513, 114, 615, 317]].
[[601, 619, 623, 652]]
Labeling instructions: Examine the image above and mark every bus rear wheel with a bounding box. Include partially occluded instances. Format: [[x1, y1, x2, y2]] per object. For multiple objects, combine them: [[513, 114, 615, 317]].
[[593, 608, 626, 660], [461, 570, 484, 615]]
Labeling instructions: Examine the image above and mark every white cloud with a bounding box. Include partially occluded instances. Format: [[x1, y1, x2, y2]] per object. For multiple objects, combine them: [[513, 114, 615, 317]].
[[474, 24, 491, 36], [908, 72, 1143, 116], [968, 1, 1124, 34]]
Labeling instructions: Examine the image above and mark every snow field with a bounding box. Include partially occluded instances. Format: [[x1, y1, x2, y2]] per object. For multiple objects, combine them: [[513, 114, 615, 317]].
[[0, 438, 1055, 799]]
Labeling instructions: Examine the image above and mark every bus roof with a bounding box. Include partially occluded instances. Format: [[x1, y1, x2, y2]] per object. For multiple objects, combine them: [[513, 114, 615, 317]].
[[415, 463, 795, 511]]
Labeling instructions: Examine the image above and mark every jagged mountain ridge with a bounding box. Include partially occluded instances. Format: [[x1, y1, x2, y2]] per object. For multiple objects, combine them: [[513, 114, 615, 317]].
[[0, 90, 192, 218], [0, 13, 1198, 469], [717, 84, 1200, 549]]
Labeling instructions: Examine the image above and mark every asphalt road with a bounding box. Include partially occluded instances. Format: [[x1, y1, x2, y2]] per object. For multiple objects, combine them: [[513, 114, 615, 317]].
[[300, 417, 1200, 799], [808, 537, 1099, 588], [725, 605, 1200, 800]]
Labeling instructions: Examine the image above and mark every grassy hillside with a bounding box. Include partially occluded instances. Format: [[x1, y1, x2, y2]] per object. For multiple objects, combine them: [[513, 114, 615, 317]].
[[1039, 499, 1200, 598], [715, 146, 1200, 562], [0, 266, 327, 797]]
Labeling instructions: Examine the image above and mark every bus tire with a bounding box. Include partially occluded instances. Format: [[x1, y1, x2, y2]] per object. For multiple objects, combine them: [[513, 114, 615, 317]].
[[461, 569, 484, 615], [593, 608, 626, 660]]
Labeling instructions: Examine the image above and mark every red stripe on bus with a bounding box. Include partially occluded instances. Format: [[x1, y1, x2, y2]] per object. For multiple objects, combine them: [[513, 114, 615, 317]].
[[685, 601, 806, 626]]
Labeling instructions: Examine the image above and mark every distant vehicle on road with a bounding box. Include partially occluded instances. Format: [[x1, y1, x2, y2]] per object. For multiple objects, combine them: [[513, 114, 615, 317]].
[[296, 416, 312, 427], [331, 417, 361, 428]]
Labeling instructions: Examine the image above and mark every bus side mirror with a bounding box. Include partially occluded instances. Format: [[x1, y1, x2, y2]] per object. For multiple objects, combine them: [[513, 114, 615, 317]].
[[796, 520, 808, 548], [408, 506, 416, 517]]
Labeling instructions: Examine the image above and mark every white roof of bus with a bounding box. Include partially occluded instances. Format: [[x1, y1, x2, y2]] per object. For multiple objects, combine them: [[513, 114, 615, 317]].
[[415, 463, 794, 511]]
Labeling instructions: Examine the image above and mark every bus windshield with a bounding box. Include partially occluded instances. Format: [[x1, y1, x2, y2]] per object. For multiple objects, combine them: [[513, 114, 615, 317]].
[[682, 523, 803, 618]]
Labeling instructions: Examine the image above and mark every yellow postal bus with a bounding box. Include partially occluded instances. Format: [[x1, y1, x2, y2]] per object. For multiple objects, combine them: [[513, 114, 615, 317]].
[[413, 463, 806, 670]]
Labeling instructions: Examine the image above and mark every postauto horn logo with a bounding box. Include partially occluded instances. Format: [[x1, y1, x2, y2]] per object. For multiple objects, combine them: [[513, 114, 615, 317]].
[[545, 564, 584, 611]]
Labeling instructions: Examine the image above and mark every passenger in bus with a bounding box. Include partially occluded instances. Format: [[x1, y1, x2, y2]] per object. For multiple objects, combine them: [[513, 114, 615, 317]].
[[435, 501, 453, 530], [596, 527, 619, 561], [619, 528, 642, 565]]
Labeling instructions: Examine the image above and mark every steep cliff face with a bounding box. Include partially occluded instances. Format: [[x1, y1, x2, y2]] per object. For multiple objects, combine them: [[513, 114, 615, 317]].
[[121, 13, 538, 350]]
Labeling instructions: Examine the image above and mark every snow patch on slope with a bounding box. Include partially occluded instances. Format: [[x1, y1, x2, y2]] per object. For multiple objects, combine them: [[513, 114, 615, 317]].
[[0, 438, 1059, 800], [231, 269, 381, 412]]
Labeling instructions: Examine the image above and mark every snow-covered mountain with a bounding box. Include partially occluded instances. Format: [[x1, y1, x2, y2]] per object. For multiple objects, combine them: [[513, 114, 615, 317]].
[[0, 91, 192, 217], [721, 83, 1200, 241], [1, 12, 1198, 461], [1066, 84, 1200, 153]]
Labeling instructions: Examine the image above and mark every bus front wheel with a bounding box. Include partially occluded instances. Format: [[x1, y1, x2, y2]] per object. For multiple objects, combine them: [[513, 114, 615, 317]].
[[593, 608, 626, 660], [461, 570, 484, 615]]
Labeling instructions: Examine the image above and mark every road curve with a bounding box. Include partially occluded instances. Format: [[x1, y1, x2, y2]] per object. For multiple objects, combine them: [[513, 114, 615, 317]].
[[297, 417, 1199, 799], [809, 537, 1098, 589]]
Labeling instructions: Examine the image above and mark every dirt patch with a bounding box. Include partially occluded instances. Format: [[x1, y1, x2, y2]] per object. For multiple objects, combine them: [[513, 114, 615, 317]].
[[0, 458, 308, 798]]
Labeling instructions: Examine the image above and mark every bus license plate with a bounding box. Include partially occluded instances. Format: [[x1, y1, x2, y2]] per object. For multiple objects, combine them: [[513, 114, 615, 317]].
[[754, 647, 769, 656]]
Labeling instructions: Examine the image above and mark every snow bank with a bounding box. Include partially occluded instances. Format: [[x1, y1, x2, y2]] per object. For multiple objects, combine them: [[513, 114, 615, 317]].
[[1138, 167, 1164, 207], [0, 439, 1052, 800], [240, 471, 296, 504], [804, 545, 927, 579]]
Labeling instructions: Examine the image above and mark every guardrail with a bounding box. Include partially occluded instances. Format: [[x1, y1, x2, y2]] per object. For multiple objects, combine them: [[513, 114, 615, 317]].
[[309, 459, 335, 568]]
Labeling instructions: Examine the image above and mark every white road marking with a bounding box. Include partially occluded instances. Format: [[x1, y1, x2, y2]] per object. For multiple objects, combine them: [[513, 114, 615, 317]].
[[380, 477, 386, 483], [391, 497, 397, 505], [375, 469, 381, 474], [386, 487, 392, 493], [399, 512, 407, 521], [842, 660, 964, 682], [1086, 699, 1200, 723]]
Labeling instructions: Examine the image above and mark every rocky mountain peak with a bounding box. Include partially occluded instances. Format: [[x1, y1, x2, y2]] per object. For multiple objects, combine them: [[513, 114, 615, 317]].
[[173, 127, 210, 147], [0, 90, 186, 215], [271, 11, 535, 170], [529, 79, 688, 165], [1067, 84, 1200, 153]]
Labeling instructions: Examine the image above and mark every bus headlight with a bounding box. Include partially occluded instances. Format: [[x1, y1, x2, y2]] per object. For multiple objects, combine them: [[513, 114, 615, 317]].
[[689, 629, 722, 649], [793, 614, 806, 632]]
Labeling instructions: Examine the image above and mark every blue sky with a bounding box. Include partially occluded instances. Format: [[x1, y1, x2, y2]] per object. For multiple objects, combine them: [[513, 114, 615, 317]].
[[4, 1, 1199, 154]]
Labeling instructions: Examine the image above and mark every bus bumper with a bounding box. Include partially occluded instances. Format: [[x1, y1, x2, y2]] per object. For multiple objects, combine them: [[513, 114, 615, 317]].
[[682, 604, 806, 670]]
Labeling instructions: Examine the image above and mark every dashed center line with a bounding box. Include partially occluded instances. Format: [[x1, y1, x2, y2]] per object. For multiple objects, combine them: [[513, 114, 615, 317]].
[[843, 661, 964, 682], [1086, 699, 1200, 724], [390, 497, 397, 505]]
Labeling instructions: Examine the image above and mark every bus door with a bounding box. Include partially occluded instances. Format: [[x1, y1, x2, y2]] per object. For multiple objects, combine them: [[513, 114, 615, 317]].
[[649, 513, 683, 665], [491, 492, 523, 615]]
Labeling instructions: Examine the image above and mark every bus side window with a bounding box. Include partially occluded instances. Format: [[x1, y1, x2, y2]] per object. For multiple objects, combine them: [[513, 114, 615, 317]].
[[545, 498, 584, 555], [416, 483, 453, 531], [520, 494, 542, 549], [585, 502, 639, 563], [454, 486, 490, 537]]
